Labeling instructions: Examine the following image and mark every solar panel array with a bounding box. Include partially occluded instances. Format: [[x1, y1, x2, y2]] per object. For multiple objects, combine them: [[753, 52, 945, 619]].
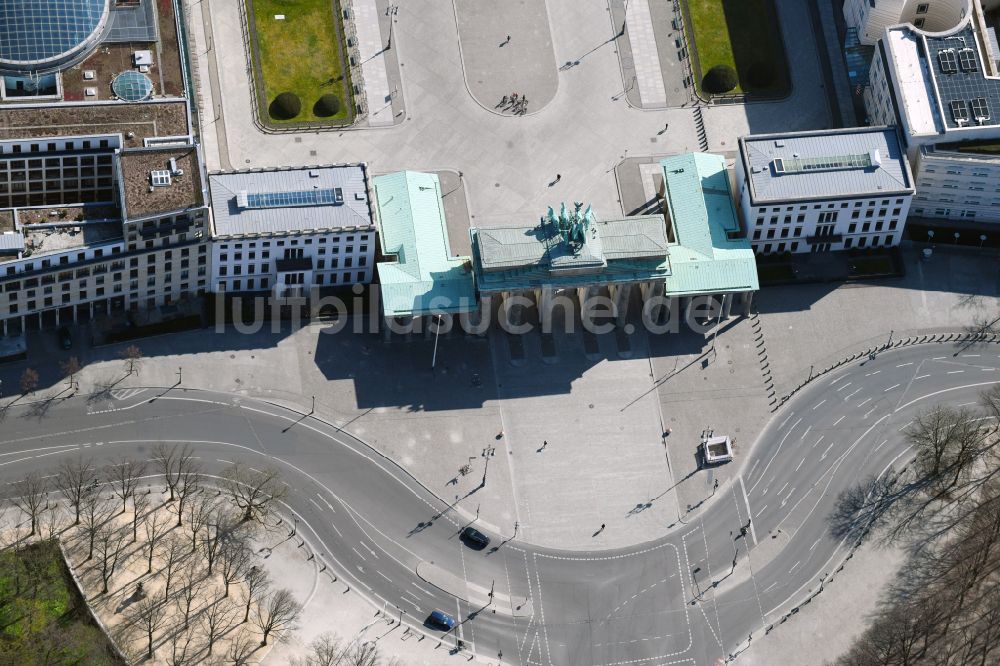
[[971, 97, 991, 120], [959, 48, 977, 72], [950, 99, 969, 123], [0, 0, 108, 65], [242, 188, 344, 209], [938, 49, 957, 73]]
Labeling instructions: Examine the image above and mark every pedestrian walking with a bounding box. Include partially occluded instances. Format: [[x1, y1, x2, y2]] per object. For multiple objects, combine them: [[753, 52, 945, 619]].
[[555, 173, 561, 182], [542, 440, 548, 449], [713, 479, 719, 492]]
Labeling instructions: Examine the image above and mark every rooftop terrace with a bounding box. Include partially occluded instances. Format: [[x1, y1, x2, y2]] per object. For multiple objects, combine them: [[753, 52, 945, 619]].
[[119, 145, 203, 219], [0, 100, 189, 144]]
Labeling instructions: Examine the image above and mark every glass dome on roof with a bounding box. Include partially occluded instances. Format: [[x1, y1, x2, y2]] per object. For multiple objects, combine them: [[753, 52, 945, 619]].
[[112, 70, 153, 102], [0, 0, 110, 72]]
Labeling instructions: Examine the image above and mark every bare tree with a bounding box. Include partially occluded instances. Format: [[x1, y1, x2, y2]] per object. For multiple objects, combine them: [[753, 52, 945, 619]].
[[9, 472, 48, 536], [204, 506, 240, 576], [221, 463, 287, 524], [187, 492, 216, 553], [143, 501, 169, 573], [131, 595, 168, 659], [162, 535, 186, 599], [95, 523, 128, 595], [54, 456, 96, 525], [167, 625, 199, 666], [79, 491, 114, 561], [19, 367, 39, 395], [154, 442, 179, 502], [60, 356, 82, 390], [228, 627, 257, 665], [173, 457, 201, 527], [120, 344, 142, 376], [108, 457, 146, 515], [220, 540, 253, 598], [346, 642, 380, 666], [175, 566, 202, 631], [292, 633, 348, 666], [200, 597, 237, 656], [241, 565, 269, 624], [254, 587, 302, 645], [131, 489, 150, 543]]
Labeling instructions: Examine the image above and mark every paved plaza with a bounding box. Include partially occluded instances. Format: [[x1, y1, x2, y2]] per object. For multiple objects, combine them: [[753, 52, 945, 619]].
[[191, 0, 833, 229]]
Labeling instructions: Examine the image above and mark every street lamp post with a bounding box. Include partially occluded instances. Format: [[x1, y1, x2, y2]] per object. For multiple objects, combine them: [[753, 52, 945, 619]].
[[980, 234, 988, 248], [954, 232, 960, 245]]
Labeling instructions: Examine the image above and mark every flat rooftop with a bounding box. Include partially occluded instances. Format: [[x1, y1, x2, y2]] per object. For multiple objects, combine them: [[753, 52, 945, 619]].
[[374, 171, 476, 317], [209, 166, 373, 238], [885, 10, 1000, 137], [739, 127, 913, 203], [119, 146, 203, 219], [661, 153, 758, 296], [16, 222, 122, 259], [0, 100, 189, 145]]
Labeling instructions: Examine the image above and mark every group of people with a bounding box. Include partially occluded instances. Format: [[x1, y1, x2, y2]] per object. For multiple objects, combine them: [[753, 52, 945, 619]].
[[496, 92, 529, 115]]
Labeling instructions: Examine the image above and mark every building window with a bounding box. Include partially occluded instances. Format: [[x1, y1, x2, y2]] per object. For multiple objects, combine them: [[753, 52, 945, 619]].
[[789, 242, 799, 252], [916, 3, 929, 14], [844, 237, 853, 249]]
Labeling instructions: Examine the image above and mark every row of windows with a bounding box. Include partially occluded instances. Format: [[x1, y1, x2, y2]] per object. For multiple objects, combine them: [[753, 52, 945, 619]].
[[5, 280, 207, 315], [755, 207, 902, 226], [753, 234, 896, 254], [0, 139, 111, 154], [755, 198, 905, 215], [218, 244, 369, 263], [216, 234, 371, 252], [219, 270, 369, 292], [751, 218, 898, 241]]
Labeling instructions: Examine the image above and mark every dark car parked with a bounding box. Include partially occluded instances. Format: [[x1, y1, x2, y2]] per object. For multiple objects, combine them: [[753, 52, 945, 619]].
[[460, 526, 490, 550]]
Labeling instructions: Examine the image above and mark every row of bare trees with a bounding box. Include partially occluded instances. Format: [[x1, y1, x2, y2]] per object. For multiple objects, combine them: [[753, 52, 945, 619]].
[[3, 443, 300, 662], [5, 345, 142, 404], [830, 385, 1000, 665]]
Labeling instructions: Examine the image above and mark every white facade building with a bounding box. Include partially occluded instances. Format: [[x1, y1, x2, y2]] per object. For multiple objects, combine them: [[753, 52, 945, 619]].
[[736, 127, 914, 254], [855, 0, 1000, 224], [208, 166, 376, 300]]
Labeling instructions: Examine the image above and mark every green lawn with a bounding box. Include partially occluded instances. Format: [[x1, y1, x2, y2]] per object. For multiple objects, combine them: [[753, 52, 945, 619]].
[[685, 0, 789, 97], [0, 540, 124, 664], [250, 0, 353, 125]]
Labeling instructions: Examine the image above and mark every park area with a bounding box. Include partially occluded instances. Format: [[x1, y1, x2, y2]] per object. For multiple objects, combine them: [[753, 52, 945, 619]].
[[248, 0, 354, 125], [684, 0, 789, 97]]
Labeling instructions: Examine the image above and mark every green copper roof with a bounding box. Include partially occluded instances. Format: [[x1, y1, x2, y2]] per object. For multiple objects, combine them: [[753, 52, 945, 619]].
[[374, 172, 476, 317], [661, 153, 759, 296]]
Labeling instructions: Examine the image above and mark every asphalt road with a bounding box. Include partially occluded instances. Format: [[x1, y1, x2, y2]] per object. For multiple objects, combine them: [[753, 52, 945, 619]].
[[0, 342, 997, 665]]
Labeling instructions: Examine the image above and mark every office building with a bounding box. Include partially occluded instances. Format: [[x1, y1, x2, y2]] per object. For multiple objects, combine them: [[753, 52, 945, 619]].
[[736, 127, 914, 254]]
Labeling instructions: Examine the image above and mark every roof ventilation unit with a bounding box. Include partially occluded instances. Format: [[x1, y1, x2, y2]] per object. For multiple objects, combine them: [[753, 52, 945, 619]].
[[150, 170, 172, 187]]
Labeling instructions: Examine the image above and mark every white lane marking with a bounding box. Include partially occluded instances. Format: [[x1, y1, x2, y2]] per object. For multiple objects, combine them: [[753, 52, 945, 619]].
[[932, 356, 945, 360], [812, 399, 826, 410], [845, 387, 862, 400], [377, 571, 393, 582], [836, 382, 852, 392], [747, 459, 760, 478], [813, 435, 825, 448], [810, 538, 821, 551], [308, 497, 324, 512], [754, 504, 768, 518], [896, 362, 913, 368], [788, 561, 801, 574], [895, 381, 1000, 412], [957, 401, 976, 407], [898, 420, 913, 432], [318, 493, 336, 512], [873, 439, 888, 453], [780, 488, 795, 507], [858, 397, 872, 407], [351, 547, 367, 561], [778, 412, 795, 430], [864, 406, 878, 419], [832, 416, 845, 426], [947, 370, 965, 375], [739, 476, 758, 545], [799, 425, 812, 441], [864, 370, 881, 376], [884, 384, 900, 392], [794, 457, 806, 472], [962, 354, 980, 358], [412, 582, 434, 597], [915, 374, 930, 380], [820, 440, 836, 461], [776, 482, 789, 495], [748, 418, 801, 494]]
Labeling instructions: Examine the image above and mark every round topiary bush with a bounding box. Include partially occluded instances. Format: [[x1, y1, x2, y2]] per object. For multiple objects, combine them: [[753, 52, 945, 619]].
[[269, 92, 301, 120], [702, 65, 738, 95], [746, 61, 776, 89], [313, 93, 342, 118]]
